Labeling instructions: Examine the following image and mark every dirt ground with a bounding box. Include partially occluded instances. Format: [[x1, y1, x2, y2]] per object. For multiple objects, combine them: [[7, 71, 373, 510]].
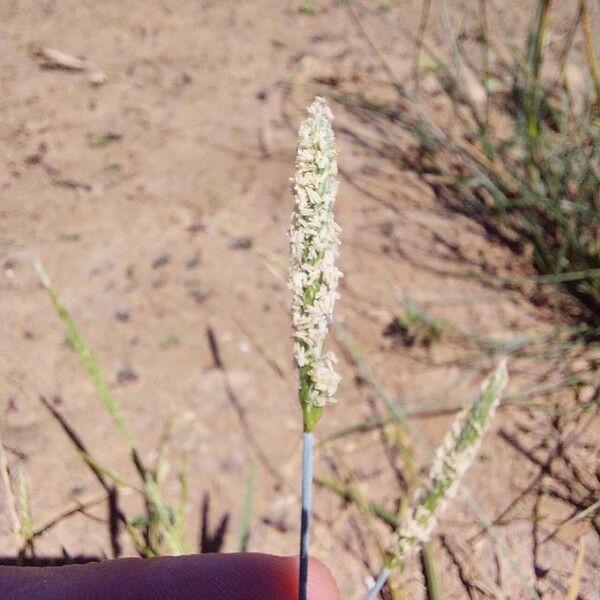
[[1, 1, 599, 598]]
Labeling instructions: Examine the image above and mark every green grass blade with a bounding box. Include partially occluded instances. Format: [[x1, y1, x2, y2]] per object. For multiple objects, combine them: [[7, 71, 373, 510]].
[[421, 542, 442, 600], [75, 449, 134, 490], [144, 475, 185, 556], [315, 475, 399, 528], [35, 262, 135, 450], [237, 460, 256, 552]]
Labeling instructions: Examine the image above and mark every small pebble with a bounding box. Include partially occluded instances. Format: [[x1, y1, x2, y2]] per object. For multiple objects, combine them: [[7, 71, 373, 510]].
[[189, 288, 210, 304], [115, 309, 130, 322], [229, 237, 252, 250], [256, 86, 268, 101], [238, 340, 251, 354], [116, 366, 138, 384], [186, 253, 201, 269], [152, 253, 171, 268]]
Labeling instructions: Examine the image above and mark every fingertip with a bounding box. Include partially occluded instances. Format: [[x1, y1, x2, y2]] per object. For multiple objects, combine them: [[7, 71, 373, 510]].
[[0, 553, 340, 600], [308, 558, 340, 600], [279, 556, 339, 600]]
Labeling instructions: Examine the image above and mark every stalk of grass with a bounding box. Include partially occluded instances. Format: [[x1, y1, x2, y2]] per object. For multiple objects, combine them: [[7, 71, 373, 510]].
[[174, 452, 191, 553], [35, 262, 186, 556], [565, 541, 585, 600], [75, 449, 134, 490], [336, 319, 542, 596], [28, 492, 108, 540], [579, 0, 600, 106], [39, 395, 150, 555], [477, 0, 491, 132], [17, 470, 34, 555], [564, 498, 600, 525], [412, 0, 432, 93], [144, 475, 185, 555], [35, 263, 139, 468], [0, 434, 23, 552], [314, 475, 400, 527], [333, 321, 445, 598], [334, 322, 541, 598], [289, 97, 342, 600], [365, 362, 508, 599], [421, 543, 442, 600], [236, 460, 256, 552]]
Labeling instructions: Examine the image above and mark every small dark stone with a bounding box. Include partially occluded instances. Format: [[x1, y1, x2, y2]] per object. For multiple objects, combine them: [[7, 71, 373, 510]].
[[187, 222, 207, 234], [383, 318, 414, 346], [256, 86, 268, 101], [186, 253, 201, 269], [379, 221, 394, 237], [115, 309, 130, 322], [229, 237, 252, 250], [189, 288, 211, 304], [116, 366, 138, 384], [152, 253, 171, 269], [354, 374, 367, 387], [534, 564, 549, 579]]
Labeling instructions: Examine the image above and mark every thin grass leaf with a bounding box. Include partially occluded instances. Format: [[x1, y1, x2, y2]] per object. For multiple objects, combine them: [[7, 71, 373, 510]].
[[564, 541, 585, 600], [174, 452, 191, 553], [35, 263, 135, 453], [75, 449, 134, 490], [17, 470, 34, 550], [36, 263, 178, 557], [29, 492, 108, 539], [144, 475, 186, 555], [237, 460, 256, 552], [0, 434, 23, 551], [314, 474, 399, 528], [565, 498, 600, 524]]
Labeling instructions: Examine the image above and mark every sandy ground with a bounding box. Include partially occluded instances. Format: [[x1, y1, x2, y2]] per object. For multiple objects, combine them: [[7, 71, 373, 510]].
[[1, 1, 599, 598]]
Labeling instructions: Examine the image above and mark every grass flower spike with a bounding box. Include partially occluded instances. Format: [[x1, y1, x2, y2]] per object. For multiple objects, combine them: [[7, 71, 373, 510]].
[[366, 360, 508, 600], [290, 96, 341, 600], [289, 96, 342, 433]]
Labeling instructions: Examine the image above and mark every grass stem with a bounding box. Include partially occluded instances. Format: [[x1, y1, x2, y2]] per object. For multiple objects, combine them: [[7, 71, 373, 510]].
[[365, 568, 390, 600], [299, 432, 314, 600]]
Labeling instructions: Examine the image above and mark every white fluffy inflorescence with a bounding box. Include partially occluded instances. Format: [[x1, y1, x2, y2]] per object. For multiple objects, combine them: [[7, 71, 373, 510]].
[[289, 97, 342, 413], [386, 360, 508, 568]]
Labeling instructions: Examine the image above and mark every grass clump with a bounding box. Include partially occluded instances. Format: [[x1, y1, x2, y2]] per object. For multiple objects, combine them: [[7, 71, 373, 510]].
[[339, 0, 600, 336]]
